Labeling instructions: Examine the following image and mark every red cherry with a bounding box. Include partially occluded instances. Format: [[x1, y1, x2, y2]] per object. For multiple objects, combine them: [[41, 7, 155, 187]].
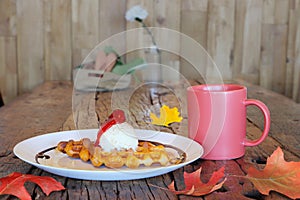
[[108, 109, 126, 123]]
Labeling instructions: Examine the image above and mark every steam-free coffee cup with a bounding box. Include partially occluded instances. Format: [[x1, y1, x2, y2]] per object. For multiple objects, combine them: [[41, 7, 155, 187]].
[[187, 84, 270, 160]]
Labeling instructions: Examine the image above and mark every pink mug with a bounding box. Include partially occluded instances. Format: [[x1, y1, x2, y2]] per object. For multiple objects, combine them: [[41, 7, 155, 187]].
[[187, 84, 271, 160]]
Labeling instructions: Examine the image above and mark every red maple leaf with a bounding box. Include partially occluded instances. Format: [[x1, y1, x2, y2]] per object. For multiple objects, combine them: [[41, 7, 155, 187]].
[[246, 147, 300, 199], [168, 166, 226, 196], [0, 172, 65, 200]]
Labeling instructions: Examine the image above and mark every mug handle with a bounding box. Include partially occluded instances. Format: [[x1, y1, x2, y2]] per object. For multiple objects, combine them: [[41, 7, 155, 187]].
[[243, 99, 271, 147]]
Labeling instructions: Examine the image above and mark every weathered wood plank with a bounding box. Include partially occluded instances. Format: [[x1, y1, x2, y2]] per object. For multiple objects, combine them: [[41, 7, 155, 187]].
[[154, 0, 181, 80], [154, 0, 180, 30], [180, 0, 208, 80], [0, 0, 17, 103], [206, 0, 235, 80], [180, 0, 208, 46], [293, 1, 300, 102], [233, 0, 262, 84], [181, 0, 208, 11], [99, 0, 126, 41], [0, 0, 16, 36], [285, 1, 297, 98], [271, 25, 288, 94], [260, 0, 289, 95], [72, 0, 99, 67], [260, 24, 288, 94], [262, 0, 289, 24], [16, 0, 44, 94], [44, 0, 72, 81], [0, 36, 17, 104], [125, 1, 143, 53]]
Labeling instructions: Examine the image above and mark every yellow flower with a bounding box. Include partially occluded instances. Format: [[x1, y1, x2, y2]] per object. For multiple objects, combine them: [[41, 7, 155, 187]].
[[150, 105, 183, 127]]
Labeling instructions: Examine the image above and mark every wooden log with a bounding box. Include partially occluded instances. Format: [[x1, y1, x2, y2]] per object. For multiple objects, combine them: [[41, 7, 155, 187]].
[[72, 92, 98, 129]]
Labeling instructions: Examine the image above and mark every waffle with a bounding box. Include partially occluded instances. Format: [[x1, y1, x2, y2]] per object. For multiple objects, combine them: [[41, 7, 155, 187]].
[[56, 138, 182, 169]]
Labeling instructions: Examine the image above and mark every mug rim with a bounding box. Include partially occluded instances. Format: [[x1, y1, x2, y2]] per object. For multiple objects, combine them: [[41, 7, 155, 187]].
[[187, 84, 246, 93]]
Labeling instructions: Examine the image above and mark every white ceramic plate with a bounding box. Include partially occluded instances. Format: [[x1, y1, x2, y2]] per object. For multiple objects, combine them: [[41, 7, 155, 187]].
[[13, 129, 203, 181]]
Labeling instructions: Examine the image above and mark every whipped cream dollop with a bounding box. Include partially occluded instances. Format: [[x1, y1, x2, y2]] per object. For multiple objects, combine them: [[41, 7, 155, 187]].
[[99, 122, 138, 152]]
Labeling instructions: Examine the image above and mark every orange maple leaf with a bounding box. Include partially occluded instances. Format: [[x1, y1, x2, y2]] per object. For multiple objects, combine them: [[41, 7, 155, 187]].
[[168, 166, 226, 196], [150, 105, 183, 127], [246, 147, 300, 199]]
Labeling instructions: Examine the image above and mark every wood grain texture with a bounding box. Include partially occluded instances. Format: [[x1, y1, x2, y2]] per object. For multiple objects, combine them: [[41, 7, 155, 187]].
[[237, 79, 300, 157], [154, 0, 181, 76], [180, 0, 208, 80], [262, 0, 289, 24], [207, 0, 235, 81], [0, 81, 73, 177], [0, 0, 16, 36], [0, 36, 17, 104], [293, 0, 300, 102], [44, 0, 72, 81], [260, 24, 288, 93], [0, 0, 300, 103], [16, 0, 44, 94], [72, 0, 99, 67], [125, 0, 147, 63], [1, 81, 299, 199], [285, 2, 297, 98], [233, 0, 262, 84], [99, 0, 126, 41]]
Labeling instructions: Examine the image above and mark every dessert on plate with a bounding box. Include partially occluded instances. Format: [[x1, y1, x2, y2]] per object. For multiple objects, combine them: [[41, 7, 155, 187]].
[[56, 110, 184, 169]]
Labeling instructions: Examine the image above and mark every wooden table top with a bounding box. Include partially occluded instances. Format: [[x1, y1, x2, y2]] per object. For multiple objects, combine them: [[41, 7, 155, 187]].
[[0, 80, 299, 200]]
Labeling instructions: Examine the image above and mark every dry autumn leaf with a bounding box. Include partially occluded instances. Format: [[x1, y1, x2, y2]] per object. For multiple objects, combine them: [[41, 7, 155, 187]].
[[150, 105, 183, 127], [0, 172, 65, 200], [246, 147, 300, 199], [168, 166, 226, 196]]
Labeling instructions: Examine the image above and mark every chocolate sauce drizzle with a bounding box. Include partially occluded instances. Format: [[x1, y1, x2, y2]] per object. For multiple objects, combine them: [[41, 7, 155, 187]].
[[35, 146, 56, 164]]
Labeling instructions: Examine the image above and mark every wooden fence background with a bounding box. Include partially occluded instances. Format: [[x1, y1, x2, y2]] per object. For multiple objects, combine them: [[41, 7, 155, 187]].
[[0, 0, 299, 104]]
